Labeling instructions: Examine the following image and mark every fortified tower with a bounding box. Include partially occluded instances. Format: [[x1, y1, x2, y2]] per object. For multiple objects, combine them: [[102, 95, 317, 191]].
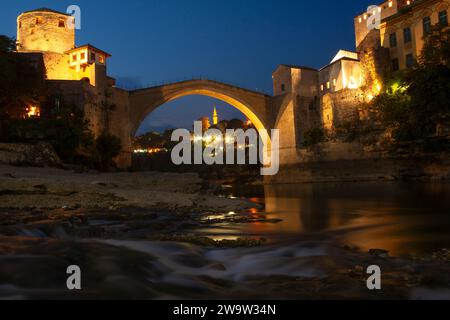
[[16, 8, 112, 88], [17, 8, 75, 54]]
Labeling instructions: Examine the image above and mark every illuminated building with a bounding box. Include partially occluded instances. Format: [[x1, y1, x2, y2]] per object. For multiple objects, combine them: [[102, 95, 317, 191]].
[[356, 0, 449, 71], [273, 0, 449, 135], [16, 8, 112, 89]]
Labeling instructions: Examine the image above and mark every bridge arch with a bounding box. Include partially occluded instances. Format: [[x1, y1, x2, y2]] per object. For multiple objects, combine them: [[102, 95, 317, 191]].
[[128, 79, 272, 137]]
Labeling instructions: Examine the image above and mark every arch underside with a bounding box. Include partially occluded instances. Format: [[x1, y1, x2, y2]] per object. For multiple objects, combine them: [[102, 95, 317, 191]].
[[132, 87, 269, 138]]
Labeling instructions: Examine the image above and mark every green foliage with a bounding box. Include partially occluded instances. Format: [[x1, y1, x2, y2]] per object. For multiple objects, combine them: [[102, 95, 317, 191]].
[[226, 118, 244, 130], [0, 35, 46, 118], [133, 131, 165, 150], [0, 35, 15, 53], [95, 134, 122, 171], [303, 128, 325, 147], [419, 25, 450, 68], [374, 25, 450, 142], [1, 102, 93, 162]]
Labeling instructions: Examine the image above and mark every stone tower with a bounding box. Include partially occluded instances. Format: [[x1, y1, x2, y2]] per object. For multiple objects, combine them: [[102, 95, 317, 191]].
[[17, 8, 75, 54]]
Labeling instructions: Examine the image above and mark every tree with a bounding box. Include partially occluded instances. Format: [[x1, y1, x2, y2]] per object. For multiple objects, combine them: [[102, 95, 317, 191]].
[[95, 134, 122, 171], [0, 35, 15, 53], [418, 25, 450, 68], [374, 25, 450, 141], [0, 35, 46, 120]]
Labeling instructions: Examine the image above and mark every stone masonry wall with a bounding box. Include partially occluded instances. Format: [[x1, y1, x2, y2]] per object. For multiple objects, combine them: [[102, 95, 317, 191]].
[[17, 11, 75, 54], [320, 89, 362, 134]]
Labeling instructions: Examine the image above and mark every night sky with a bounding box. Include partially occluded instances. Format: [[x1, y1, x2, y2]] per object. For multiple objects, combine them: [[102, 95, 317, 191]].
[[0, 0, 371, 134]]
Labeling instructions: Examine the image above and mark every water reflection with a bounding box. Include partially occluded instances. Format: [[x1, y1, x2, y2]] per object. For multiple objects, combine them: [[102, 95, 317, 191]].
[[230, 182, 450, 255]]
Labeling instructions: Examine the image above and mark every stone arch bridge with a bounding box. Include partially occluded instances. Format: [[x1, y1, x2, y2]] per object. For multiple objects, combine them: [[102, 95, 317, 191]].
[[108, 79, 307, 168]]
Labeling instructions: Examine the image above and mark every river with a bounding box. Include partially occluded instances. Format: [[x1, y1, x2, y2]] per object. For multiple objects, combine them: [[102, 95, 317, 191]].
[[207, 181, 450, 256], [2, 177, 450, 299]]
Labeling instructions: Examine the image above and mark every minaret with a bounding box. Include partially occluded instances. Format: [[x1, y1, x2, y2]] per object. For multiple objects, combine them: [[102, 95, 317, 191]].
[[213, 105, 219, 125]]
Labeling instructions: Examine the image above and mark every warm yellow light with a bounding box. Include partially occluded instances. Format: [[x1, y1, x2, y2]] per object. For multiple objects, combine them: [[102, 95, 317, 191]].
[[347, 76, 359, 89], [375, 83, 382, 94], [390, 82, 408, 94], [225, 136, 233, 144], [391, 82, 400, 93], [26, 106, 40, 118]]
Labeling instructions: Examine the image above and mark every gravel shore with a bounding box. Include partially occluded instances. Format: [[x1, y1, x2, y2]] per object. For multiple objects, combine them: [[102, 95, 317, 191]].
[[0, 165, 256, 212]]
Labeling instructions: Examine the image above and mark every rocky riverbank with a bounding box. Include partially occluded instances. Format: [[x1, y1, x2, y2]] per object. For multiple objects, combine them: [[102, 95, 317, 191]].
[[0, 165, 255, 212]]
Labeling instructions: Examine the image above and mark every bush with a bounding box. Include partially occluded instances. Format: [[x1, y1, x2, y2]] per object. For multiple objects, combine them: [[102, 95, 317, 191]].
[[2, 117, 93, 162], [95, 134, 122, 171], [373, 25, 450, 144], [303, 128, 325, 147]]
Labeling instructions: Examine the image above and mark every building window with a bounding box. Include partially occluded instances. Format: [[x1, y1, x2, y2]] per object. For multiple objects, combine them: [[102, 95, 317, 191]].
[[91, 52, 96, 62], [99, 55, 105, 64], [389, 1, 393, 8], [19, 21, 22, 28], [439, 10, 448, 26], [281, 84, 285, 92], [36, 17, 43, 25], [58, 19, 65, 28], [392, 58, 399, 71], [72, 54, 78, 62], [320, 84, 324, 91], [406, 54, 414, 68], [423, 16, 431, 35], [403, 27, 412, 43], [326, 81, 330, 89], [389, 32, 397, 47], [80, 52, 86, 60], [333, 79, 337, 86]]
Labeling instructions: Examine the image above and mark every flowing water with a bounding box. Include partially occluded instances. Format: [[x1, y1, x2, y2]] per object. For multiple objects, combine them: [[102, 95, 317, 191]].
[[89, 181, 450, 299], [2, 181, 450, 299], [204, 181, 450, 256]]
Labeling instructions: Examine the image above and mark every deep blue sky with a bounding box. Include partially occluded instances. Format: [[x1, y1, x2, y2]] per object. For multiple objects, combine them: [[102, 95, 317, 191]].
[[0, 0, 371, 133]]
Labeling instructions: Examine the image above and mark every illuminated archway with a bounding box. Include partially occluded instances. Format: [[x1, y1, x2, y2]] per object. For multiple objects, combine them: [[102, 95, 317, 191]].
[[129, 80, 273, 147]]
